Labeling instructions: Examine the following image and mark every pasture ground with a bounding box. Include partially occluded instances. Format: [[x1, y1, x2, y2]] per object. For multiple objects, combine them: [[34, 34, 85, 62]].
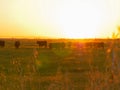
[[0, 39, 120, 90]]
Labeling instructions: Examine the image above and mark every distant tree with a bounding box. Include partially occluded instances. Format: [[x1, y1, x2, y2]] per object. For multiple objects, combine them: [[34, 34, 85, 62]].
[[14, 41, 20, 49]]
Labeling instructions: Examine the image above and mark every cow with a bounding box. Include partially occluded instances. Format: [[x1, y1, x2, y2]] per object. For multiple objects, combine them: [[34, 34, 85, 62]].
[[66, 42, 72, 48], [36, 41, 47, 48], [85, 42, 93, 48], [14, 41, 20, 49], [74, 42, 84, 49], [0, 40, 5, 48], [85, 42, 104, 49], [49, 42, 65, 49], [93, 42, 104, 49], [60, 42, 66, 49]]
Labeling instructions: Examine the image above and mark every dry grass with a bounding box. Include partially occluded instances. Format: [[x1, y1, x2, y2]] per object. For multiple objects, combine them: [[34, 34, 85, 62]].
[[0, 35, 120, 89]]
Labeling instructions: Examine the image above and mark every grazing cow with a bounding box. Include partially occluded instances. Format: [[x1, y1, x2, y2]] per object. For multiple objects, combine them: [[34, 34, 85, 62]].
[[67, 42, 72, 48], [14, 41, 20, 49], [60, 42, 66, 49], [93, 42, 104, 49], [85, 42, 104, 49], [49, 43, 60, 49], [0, 40, 5, 48], [85, 42, 93, 48], [74, 42, 84, 49], [49, 42, 65, 49], [36, 41, 47, 48]]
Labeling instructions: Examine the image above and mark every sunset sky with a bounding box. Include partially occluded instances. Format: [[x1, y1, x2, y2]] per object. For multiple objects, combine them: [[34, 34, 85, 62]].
[[0, 0, 120, 38]]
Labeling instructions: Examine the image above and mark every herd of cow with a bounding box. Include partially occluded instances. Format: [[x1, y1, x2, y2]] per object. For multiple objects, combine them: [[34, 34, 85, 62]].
[[0, 40, 105, 49], [36, 40, 105, 49], [37, 41, 66, 49]]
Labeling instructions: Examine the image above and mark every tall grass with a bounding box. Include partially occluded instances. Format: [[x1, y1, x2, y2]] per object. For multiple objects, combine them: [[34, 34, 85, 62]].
[[86, 29, 120, 90]]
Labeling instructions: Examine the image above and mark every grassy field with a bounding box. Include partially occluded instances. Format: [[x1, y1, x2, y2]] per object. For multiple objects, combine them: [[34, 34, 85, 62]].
[[0, 38, 120, 90]]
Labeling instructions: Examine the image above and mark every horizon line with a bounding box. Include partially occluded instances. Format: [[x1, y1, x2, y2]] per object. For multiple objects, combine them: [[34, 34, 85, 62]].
[[0, 36, 119, 40]]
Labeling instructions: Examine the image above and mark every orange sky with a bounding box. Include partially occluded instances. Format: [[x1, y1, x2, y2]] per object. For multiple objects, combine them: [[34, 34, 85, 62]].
[[0, 0, 120, 39]]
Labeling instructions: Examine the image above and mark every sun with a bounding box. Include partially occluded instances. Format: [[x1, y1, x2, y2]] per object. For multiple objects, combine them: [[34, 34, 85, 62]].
[[62, 2, 103, 39]]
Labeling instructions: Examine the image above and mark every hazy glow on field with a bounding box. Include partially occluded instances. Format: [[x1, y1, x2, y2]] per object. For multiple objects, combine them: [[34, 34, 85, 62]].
[[0, 0, 120, 38]]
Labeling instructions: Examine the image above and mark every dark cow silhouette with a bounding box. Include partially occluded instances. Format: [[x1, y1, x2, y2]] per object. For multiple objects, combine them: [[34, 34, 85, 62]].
[[74, 42, 84, 49], [67, 42, 72, 48], [60, 42, 66, 49], [85, 42, 93, 48], [85, 42, 104, 49], [14, 41, 20, 49], [93, 42, 104, 49], [0, 40, 5, 48], [49, 42, 65, 49], [36, 41, 47, 48]]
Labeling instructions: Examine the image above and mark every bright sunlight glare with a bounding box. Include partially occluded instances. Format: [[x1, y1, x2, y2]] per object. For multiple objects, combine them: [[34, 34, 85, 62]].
[[0, 0, 120, 38], [61, 1, 109, 38]]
